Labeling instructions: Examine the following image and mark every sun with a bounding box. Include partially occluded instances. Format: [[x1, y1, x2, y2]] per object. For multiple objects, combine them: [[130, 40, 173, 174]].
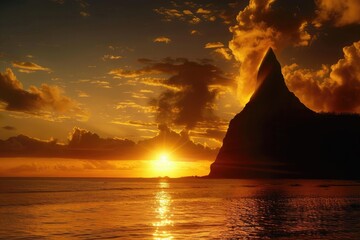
[[160, 152, 169, 161], [151, 151, 176, 177]]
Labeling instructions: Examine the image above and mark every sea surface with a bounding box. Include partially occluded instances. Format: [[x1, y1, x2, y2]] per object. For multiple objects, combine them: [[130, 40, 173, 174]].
[[0, 178, 359, 239]]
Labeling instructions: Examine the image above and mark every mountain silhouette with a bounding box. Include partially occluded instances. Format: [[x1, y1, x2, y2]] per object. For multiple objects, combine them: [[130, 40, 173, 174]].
[[209, 48, 360, 179]]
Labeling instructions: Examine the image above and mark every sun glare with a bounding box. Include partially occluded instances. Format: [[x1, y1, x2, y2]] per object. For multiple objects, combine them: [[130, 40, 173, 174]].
[[151, 151, 176, 177], [159, 152, 169, 162]]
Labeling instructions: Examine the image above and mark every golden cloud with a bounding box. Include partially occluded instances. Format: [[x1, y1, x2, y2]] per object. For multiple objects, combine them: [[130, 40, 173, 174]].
[[316, 0, 360, 26], [115, 101, 156, 113], [0, 68, 88, 120], [153, 36, 172, 44], [12, 61, 51, 73], [154, 3, 234, 25], [196, 8, 211, 14], [204, 42, 225, 49], [283, 40, 360, 113], [102, 55, 122, 61], [90, 80, 111, 89], [213, 48, 233, 60], [190, 30, 200, 35], [183, 9, 193, 15]]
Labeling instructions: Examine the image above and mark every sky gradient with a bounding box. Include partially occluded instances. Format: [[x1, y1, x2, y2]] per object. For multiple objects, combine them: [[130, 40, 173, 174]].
[[1, 0, 359, 177]]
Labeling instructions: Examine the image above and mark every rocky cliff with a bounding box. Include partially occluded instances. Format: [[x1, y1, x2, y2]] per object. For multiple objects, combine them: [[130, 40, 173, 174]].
[[209, 48, 360, 179]]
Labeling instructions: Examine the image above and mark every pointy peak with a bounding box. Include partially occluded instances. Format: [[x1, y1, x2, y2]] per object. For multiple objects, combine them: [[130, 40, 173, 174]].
[[257, 47, 281, 83], [250, 47, 289, 102]]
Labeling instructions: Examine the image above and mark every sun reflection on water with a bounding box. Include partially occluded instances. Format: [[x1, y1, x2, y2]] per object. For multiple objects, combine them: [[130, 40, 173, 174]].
[[153, 181, 173, 240]]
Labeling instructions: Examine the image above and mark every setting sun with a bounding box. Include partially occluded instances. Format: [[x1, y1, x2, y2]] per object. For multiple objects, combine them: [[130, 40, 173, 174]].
[[151, 151, 176, 177], [159, 152, 170, 162]]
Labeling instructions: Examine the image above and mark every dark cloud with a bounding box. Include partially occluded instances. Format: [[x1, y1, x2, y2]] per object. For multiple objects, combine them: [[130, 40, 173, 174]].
[[0, 127, 218, 161], [2, 126, 16, 131], [0, 68, 88, 120], [110, 58, 234, 129], [68, 128, 135, 150], [146, 59, 233, 129], [0, 128, 135, 160]]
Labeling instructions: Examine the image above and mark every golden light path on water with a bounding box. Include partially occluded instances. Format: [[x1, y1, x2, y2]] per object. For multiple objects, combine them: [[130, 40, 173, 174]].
[[153, 181, 173, 240]]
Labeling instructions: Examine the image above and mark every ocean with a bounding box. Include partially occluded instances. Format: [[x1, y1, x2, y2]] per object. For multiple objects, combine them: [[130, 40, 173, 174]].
[[0, 178, 359, 239]]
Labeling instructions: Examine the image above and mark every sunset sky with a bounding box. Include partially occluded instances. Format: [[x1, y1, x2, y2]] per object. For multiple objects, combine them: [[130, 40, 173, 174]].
[[1, 0, 359, 177]]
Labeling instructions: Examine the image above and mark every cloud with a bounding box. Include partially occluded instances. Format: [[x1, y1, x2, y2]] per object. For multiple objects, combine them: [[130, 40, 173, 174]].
[[77, 91, 89, 98], [68, 128, 133, 149], [110, 58, 234, 129], [190, 30, 200, 35], [109, 69, 146, 78], [218, 2, 247, 25], [154, 3, 238, 25], [204, 42, 225, 49], [154, 8, 183, 21], [145, 59, 233, 129], [139, 77, 181, 91], [12, 61, 51, 73], [0, 129, 135, 160], [196, 8, 211, 14], [2, 126, 16, 131], [111, 120, 157, 128], [196, 128, 227, 143], [0, 68, 88, 119], [213, 48, 233, 60], [78, 0, 90, 17], [283, 40, 360, 113], [229, 0, 316, 105], [80, 11, 90, 17], [90, 80, 111, 88], [183, 10, 193, 15], [315, 0, 360, 26], [102, 55, 122, 61], [204, 42, 233, 60], [115, 101, 155, 113], [153, 37, 172, 44]]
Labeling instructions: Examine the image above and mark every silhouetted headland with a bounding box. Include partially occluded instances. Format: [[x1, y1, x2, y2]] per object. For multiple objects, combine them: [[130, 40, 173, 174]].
[[209, 48, 360, 179]]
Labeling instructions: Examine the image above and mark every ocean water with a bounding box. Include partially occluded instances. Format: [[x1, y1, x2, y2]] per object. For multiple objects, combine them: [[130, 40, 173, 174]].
[[0, 178, 359, 239]]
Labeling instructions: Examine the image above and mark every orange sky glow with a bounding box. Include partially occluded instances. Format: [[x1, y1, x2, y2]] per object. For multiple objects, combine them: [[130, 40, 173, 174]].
[[0, 0, 359, 177]]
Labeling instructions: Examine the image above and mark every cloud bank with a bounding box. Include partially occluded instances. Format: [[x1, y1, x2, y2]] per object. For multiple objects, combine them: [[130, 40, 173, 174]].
[[0, 127, 218, 161]]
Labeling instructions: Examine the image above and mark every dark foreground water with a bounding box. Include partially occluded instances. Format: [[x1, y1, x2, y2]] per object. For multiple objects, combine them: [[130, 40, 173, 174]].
[[0, 178, 359, 239]]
